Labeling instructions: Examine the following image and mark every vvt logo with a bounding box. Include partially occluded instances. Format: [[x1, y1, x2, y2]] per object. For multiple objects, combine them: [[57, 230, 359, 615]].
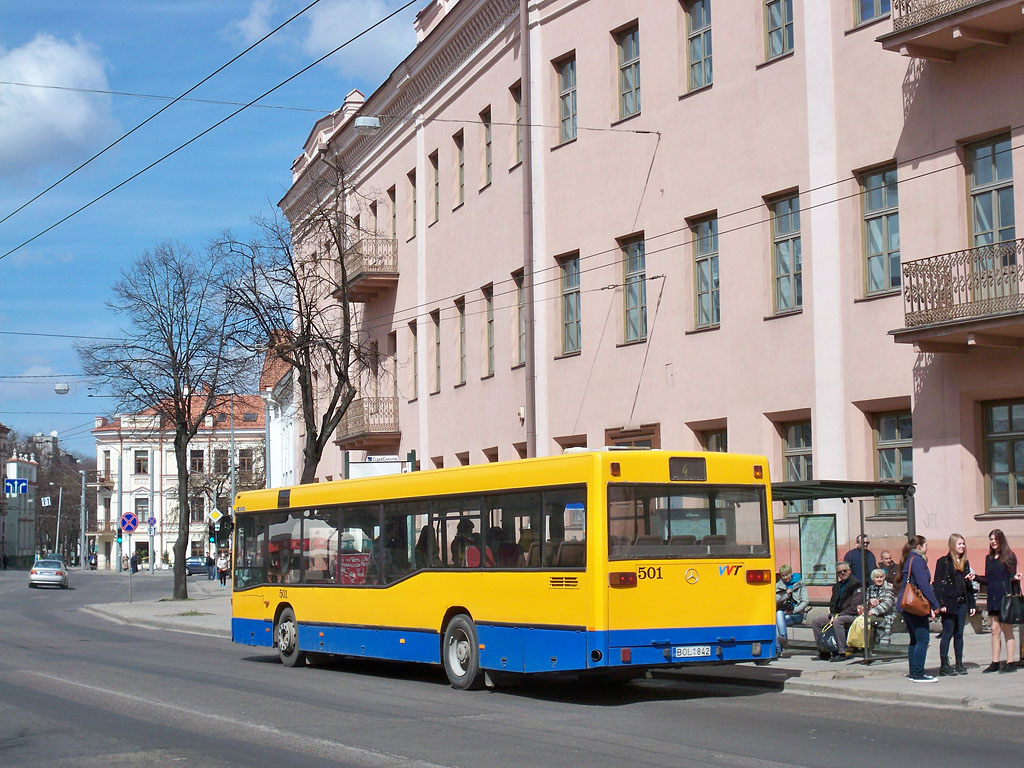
[[718, 565, 742, 576]]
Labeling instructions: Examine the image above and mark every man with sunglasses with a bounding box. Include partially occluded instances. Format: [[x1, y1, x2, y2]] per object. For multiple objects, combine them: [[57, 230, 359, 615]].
[[811, 561, 863, 661]]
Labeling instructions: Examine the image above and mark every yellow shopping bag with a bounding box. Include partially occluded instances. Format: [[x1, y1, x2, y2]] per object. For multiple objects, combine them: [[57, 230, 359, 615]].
[[846, 615, 867, 649]]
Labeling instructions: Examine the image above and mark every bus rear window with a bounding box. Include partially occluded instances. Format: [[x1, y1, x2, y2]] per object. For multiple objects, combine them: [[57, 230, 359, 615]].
[[608, 484, 768, 560]]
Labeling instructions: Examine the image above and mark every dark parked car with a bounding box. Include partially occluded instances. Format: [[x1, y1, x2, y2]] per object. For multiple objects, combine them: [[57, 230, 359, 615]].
[[184, 556, 207, 576]]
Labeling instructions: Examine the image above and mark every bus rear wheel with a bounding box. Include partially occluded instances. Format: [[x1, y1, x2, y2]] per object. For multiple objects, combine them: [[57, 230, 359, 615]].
[[276, 607, 306, 668], [442, 614, 484, 690]]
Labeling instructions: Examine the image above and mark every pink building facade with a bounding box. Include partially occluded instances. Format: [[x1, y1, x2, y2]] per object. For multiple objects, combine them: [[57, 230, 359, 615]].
[[280, 0, 1024, 569]]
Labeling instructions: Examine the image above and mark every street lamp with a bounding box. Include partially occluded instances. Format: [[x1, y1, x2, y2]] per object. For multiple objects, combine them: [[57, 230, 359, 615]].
[[48, 482, 63, 558], [229, 390, 236, 514]]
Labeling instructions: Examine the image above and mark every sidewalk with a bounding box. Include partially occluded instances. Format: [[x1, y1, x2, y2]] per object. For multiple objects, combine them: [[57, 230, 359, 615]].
[[85, 592, 1024, 714]]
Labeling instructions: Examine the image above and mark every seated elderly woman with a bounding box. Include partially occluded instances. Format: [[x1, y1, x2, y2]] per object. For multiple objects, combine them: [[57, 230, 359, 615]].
[[864, 567, 895, 645], [775, 564, 809, 649]]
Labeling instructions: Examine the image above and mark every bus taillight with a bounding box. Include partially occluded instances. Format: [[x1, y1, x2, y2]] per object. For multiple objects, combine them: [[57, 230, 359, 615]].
[[746, 569, 771, 584], [609, 572, 637, 588]]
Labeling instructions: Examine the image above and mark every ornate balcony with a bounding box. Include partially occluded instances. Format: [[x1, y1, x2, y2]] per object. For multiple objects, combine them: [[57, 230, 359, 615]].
[[332, 237, 399, 302], [335, 397, 401, 450], [96, 473, 114, 489], [879, 1, 1024, 61], [892, 238, 1024, 351]]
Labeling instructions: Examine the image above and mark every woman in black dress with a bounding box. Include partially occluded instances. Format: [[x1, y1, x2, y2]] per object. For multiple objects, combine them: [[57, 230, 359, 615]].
[[983, 529, 1020, 673]]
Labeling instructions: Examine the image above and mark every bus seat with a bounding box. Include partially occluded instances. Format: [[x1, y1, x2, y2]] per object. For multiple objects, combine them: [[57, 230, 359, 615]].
[[634, 534, 664, 546], [464, 545, 495, 568], [701, 534, 727, 545], [668, 535, 697, 546], [497, 543, 524, 567], [556, 540, 585, 567], [544, 539, 564, 566], [527, 542, 542, 567]]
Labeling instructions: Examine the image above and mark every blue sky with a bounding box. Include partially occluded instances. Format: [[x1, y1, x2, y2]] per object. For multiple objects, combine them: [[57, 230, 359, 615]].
[[0, 1, 419, 455]]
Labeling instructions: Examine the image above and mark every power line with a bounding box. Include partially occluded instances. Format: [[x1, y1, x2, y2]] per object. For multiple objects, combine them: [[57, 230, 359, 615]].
[[0, 81, 332, 115], [0, 0, 328, 229], [0, 330, 119, 341], [0, 0, 420, 264]]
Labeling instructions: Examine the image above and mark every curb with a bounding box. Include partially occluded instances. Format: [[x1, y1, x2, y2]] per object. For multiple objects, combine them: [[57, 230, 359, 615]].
[[82, 604, 232, 639]]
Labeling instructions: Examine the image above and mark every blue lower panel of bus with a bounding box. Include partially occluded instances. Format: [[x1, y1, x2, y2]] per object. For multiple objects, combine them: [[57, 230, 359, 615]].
[[232, 617, 776, 671]]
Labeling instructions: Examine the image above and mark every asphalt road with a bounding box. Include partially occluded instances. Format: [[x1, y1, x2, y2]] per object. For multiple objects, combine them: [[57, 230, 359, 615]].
[[1, 569, 1020, 768]]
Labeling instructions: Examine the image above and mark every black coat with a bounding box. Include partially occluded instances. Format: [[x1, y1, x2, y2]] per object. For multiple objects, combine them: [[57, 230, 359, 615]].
[[931, 554, 976, 613]]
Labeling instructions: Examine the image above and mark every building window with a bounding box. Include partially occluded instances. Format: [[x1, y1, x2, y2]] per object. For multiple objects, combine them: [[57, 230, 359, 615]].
[[455, 298, 467, 385], [617, 25, 641, 119], [454, 131, 465, 206], [771, 194, 802, 313], [693, 216, 720, 328], [189, 449, 204, 473], [514, 272, 526, 366], [876, 411, 912, 513], [783, 421, 812, 516], [431, 310, 441, 393], [483, 285, 495, 376], [134, 450, 149, 475], [862, 166, 900, 294], [429, 151, 439, 223], [557, 55, 577, 143], [686, 0, 712, 91], [511, 82, 523, 165], [407, 170, 416, 237], [481, 107, 492, 186], [622, 235, 647, 342], [606, 423, 660, 448], [369, 200, 378, 234], [214, 449, 228, 474], [409, 321, 418, 399], [703, 428, 727, 452], [238, 448, 254, 479], [765, 0, 794, 60], [560, 255, 581, 354], [242, 412, 257, 422], [190, 495, 205, 524], [985, 401, 1024, 512], [134, 497, 149, 519], [856, 0, 891, 26], [969, 135, 1015, 247], [388, 185, 397, 238]]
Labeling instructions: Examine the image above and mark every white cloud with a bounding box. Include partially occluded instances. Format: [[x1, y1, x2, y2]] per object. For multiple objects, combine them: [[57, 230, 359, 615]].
[[302, 0, 416, 85], [230, 0, 279, 45], [0, 34, 117, 178]]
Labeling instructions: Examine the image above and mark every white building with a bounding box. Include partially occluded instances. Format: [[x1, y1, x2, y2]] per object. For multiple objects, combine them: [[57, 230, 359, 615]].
[[91, 397, 266, 569]]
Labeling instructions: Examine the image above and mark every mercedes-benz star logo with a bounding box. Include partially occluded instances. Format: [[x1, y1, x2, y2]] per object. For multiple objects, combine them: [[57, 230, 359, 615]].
[[684, 568, 699, 584]]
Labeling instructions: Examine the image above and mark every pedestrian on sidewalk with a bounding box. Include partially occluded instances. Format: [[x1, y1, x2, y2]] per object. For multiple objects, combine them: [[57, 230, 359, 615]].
[[216, 551, 229, 586], [982, 529, 1020, 674], [842, 534, 877, 587], [932, 533, 976, 676], [896, 535, 940, 683], [206, 551, 215, 580]]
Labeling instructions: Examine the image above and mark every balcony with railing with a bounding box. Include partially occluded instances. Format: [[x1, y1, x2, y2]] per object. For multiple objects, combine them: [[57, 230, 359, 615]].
[[879, 1, 1024, 60], [892, 238, 1024, 350], [332, 236, 399, 302], [335, 397, 401, 450]]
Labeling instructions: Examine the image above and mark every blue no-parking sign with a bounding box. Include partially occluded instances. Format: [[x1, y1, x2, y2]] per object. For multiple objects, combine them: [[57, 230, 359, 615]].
[[119, 511, 139, 533]]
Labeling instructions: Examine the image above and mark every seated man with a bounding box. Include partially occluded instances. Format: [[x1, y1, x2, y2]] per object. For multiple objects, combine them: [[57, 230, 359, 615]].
[[775, 564, 809, 649], [864, 567, 895, 646], [811, 561, 862, 661]]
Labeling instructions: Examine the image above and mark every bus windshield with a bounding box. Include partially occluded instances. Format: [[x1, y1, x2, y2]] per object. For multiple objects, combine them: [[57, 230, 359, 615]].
[[608, 483, 769, 560]]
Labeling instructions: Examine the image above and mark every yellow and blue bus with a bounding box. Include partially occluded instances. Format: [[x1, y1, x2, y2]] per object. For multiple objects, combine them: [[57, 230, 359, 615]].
[[231, 449, 776, 688]]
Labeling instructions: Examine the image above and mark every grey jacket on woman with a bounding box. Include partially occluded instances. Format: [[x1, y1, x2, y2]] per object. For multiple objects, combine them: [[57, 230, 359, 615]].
[[775, 575, 810, 615], [865, 580, 895, 632]]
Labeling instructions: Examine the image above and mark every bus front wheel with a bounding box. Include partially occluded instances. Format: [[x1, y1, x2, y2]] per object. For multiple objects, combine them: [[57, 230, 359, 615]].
[[442, 614, 484, 690], [276, 607, 306, 668]]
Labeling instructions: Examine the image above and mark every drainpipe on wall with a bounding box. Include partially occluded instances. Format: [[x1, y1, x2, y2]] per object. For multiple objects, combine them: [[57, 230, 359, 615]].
[[520, 0, 537, 458]]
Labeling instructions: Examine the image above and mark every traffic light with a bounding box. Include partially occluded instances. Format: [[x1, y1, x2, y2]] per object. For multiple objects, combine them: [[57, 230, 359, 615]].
[[208, 523, 216, 544], [116, 525, 123, 544]]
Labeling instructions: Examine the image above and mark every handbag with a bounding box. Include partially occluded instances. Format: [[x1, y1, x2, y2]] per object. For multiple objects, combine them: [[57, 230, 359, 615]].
[[900, 566, 930, 617], [1000, 579, 1024, 625], [818, 620, 840, 654]]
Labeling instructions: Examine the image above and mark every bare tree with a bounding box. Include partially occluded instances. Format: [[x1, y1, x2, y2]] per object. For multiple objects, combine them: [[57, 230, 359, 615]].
[[77, 242, 252, 599], [218, 164, 375, 484]]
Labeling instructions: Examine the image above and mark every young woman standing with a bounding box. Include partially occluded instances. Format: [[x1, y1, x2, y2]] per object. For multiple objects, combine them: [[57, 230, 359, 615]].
[[983, 529, 1020, 673], [896, 536, 940, 682], [932, 534, 976, 675]]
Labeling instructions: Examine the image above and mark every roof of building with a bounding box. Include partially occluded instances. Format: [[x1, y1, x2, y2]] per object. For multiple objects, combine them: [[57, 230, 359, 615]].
[[260, 331, 293, 392], [92, 393, 267, 435]]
